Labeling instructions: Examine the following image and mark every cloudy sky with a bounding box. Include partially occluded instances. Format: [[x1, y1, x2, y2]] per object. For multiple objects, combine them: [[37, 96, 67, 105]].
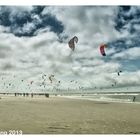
[[0, 6, 140, 93]]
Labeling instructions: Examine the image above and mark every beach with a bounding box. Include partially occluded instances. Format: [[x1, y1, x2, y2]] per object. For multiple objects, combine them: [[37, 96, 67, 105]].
[[0, 95, 140, 134]]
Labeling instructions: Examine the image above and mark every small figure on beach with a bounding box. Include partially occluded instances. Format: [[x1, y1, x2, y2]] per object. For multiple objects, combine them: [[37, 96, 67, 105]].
[[31, 93, 33, 98], [132, 96, 136, 102], [45, 94, 49, 98]]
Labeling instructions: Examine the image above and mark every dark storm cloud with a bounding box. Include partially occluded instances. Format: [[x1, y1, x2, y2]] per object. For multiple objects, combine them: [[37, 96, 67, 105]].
[[115, 6, 132, 32], [0, 6, 64, 37], [106, 6, 140, 56], [115, 6, 140, 33]]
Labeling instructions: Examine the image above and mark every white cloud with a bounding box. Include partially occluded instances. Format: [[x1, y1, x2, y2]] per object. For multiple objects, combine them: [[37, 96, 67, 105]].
[[0, 6, 140, 92], [21, 22, 35, 33], [43, 6, 121, 45]]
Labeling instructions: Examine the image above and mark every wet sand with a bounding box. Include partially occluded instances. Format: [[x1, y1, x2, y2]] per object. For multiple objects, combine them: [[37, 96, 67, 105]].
[[0, 95, 140, 134]]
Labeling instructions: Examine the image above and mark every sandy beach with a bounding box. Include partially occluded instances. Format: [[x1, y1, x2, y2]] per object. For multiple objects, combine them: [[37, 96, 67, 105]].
[[0, 95, 140, 134]]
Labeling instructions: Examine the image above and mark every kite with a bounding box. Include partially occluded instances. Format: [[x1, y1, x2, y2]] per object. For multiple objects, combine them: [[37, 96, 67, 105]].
[[68, 36, 78, 51], [30, 81, 34, 84], [49, 75, 54, 83], [100, 44, 107, 56], [117, 71, 122, 76]]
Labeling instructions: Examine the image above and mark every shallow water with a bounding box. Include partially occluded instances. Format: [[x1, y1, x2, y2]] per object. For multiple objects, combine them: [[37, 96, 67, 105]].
[[63, 93, 140, 103]]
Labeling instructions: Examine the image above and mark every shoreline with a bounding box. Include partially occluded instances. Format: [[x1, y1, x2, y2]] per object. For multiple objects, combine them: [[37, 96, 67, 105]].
[[60, 95, 140, 105]]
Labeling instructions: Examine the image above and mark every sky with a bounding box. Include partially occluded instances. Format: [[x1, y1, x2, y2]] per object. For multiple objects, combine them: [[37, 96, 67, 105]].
[[0, 6, 140, 93]]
